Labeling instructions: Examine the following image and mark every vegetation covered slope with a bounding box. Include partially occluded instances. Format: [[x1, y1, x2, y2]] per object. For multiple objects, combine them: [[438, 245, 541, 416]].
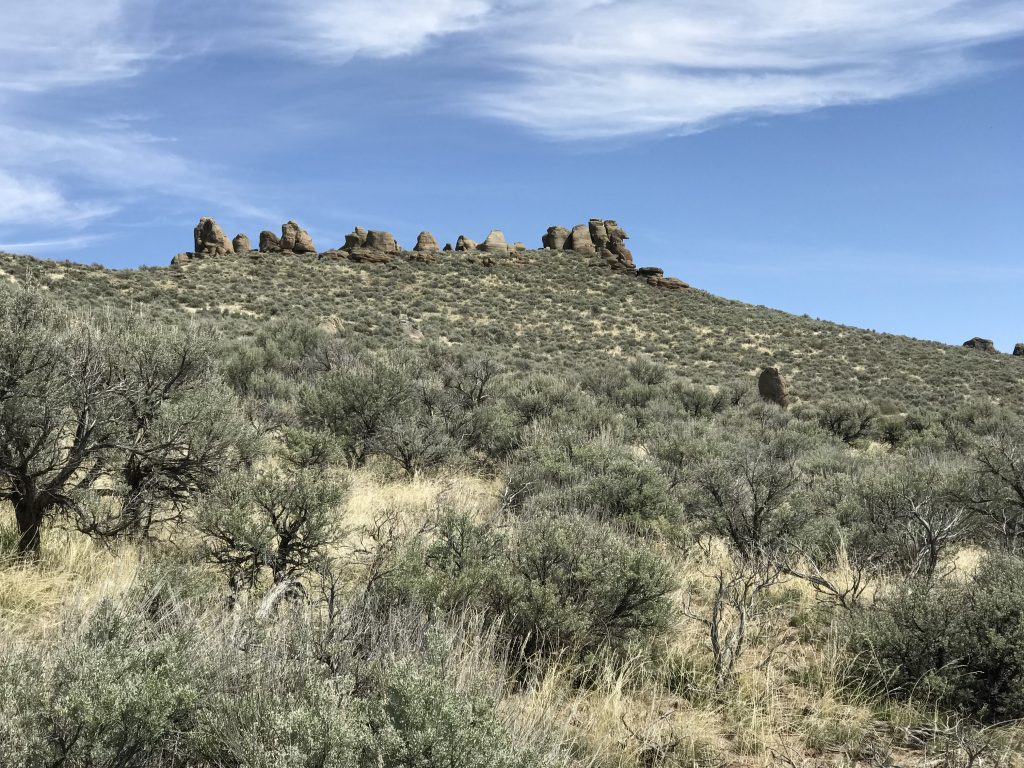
[[3, 246, 1024, 768], [2, 247, 1021, 412]]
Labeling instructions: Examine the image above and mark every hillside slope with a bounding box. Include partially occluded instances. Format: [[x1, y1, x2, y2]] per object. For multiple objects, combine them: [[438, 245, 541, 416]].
[[1, 247, 1021, 412]]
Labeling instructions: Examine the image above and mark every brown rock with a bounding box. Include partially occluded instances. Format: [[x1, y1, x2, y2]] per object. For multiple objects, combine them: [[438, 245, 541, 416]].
[[1014, 344, 1024, 357], [513, 242, 527, 253], [542, 226, 570, 250], [758, 367, 789, 408], [171, 252, 190, 266], [589, 218, 610, 249], [414, 231, 440, 252], [648, 276, 689, 291], [364, 230, 400, 253], [259, 230, 281, 253], [443, 243, 453, 252], [344, 227, 368, 251], [280, 221, 316, 254], [566, 223, 596, 255], [637, 267, 664, 278], [480, 230, 515, 255], [455, 235, 478, 252], [232, 233, 251, 254], [193, 217, 233, 257], [963, 337, 996, 352]]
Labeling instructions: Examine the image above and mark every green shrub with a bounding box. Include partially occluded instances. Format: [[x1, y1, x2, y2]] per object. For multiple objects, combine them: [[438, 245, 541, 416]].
[[850, 553, 1024, 722]]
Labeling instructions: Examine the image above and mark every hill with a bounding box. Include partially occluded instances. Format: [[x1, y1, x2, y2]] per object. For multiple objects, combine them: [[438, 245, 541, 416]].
[[3, 223, 1024, 768]]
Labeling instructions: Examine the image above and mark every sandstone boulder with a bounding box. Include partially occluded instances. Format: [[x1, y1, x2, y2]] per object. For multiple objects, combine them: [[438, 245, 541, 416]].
[[232, 234, 251, 254], [455, 235, 478, 252], [171, 252, 190, 266], [588, 218, 609, 249], [344, 227, 368, 251], [280, 221, 316, 254], [364, 230, 400, 253], [443, 243, 453, 252], [637, 267, 664, 278], [514, 242, 527, 253], [566, 224, 596, 255], [758, 367, 789, 408], [414, 231, 440, 252], [480, 230, 515, 256], [963, 337, 996, 352], [647, 275, 689, 291], [542, 226, 570, 250], [193, 217, 233, 257], [1015, 344, 1024, 357], [259, 231, 280, 253]]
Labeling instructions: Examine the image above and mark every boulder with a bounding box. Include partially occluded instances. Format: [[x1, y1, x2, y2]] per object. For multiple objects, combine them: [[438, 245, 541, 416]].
[[364, 230, 400, 253], [259, 230, 281, 253], [171, 252, 191, 266], [455, 235, 478, 252], [280, 221, 316, 254], [344, 227, 368, 251], [566, 224, 596, 255], [346, 249, 393, 264], [414, 231, 440, 252], [232, 233, 251, 254], [193, 217, 233, 257], [647, 275, 689, 291], [637, 267, 664, 278], [963, 337, 996, 352], [588, 218, 609, 249], [514, 242, 527, 253], [542, 226, 570, 250], [443, 243, 453, 252], [758, 367, 789, 408], [1015, 344, 1024, 357], [479, 230, 515, 256]]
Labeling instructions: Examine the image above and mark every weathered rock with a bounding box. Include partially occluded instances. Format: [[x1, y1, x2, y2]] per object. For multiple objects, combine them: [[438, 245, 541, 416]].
[[193, 217, 233, 257], [364, 230, 400, 253], [280, 221, 316, 254], [232, 234, 251, 254], [414, 231, 440, 252], [1015, 343, 1024, 357], [344, 227, 368, 251], [318, 249, 349, 259], [171, 252, 191, 266], [758, 367, 789, 408], [589, 218, 609, 249], [259, 230, 280, 253], [637, 267, 664, 278], [480, 230, 515, 255], [602, 248, 636, 273], [345, 249, 393, 264], [542, 226, 570, 250], [647, 275, 689, 291], [455, 235, 478, 252], [566, 224, 596, 255], [513, 242, 527, 253], [408, 249, 439, 264], [443, 243, 453, 252], [963, 337, 996, 352]]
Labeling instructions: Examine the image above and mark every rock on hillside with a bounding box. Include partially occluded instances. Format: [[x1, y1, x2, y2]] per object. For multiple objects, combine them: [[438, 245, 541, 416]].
[[758, 367, 789, 408], [193, 217, 233, 257], [964, 337, 996, 352], [1015, 344, 1024, 357], [232, 234, 251, 254]]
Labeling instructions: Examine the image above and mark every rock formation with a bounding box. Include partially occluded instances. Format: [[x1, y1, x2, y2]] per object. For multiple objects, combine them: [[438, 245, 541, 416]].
[[443, 243, 453, 252], [280, 221, 316, 254], [479, 230, 515, 256], [565, 224, 596, 255], [232, 234, 251, 254], [963, 337, 996, 352], [414, 231, 440, 252], [637, 267, 664, 278], [171, 253, 190, 266], [542, 226, 570, 250], [193, 217, 233, 257], [259, 231, 280, 253], [344, 227, 368, 251], [1015, 344, 1024, 357], [647, 275, 689, 291], [758, 367, 789, 408], [364, 230, 400, 253], [455, 235, 477, 252]]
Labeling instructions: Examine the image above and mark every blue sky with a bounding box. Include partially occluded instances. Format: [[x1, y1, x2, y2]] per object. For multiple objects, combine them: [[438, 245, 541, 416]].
[[1, 0, 1022, 349]]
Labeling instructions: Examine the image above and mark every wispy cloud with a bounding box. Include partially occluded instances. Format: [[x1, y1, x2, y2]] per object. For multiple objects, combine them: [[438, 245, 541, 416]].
[[263, 0, 1024, 138]]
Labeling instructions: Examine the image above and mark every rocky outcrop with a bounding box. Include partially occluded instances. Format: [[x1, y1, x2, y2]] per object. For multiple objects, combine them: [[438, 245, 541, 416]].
[[443, 243, 453, 252], [259, 231, 280, 253], [542, 226, 570, 250], [637, 267, 664, 278], [647, 275, 688, 291], [171, 253, 190, 266], [1015, 344, 1024, 357], [414, 231, 440, 252], [455, 235, 477, 252], [565, 224, 596, 255], [963, 337, 996, 352], [364, 230, 400, 253], [344, 227, 368, 251], [193, 217, 233, 257], [758, 367, 789, 408], [232, 234, 251, 254], [479, 230, 515, 256], [280, 221, 316, 254]]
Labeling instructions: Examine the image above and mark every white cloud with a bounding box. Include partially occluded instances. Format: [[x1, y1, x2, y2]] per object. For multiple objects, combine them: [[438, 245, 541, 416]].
[[0, 171, 113, 226], [257, 0, 493, 60], [0, 0, 157, 92]]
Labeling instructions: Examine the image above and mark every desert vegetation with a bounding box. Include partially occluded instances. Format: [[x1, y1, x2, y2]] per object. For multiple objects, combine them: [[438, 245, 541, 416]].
[[3, 248, 1024, 766]]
